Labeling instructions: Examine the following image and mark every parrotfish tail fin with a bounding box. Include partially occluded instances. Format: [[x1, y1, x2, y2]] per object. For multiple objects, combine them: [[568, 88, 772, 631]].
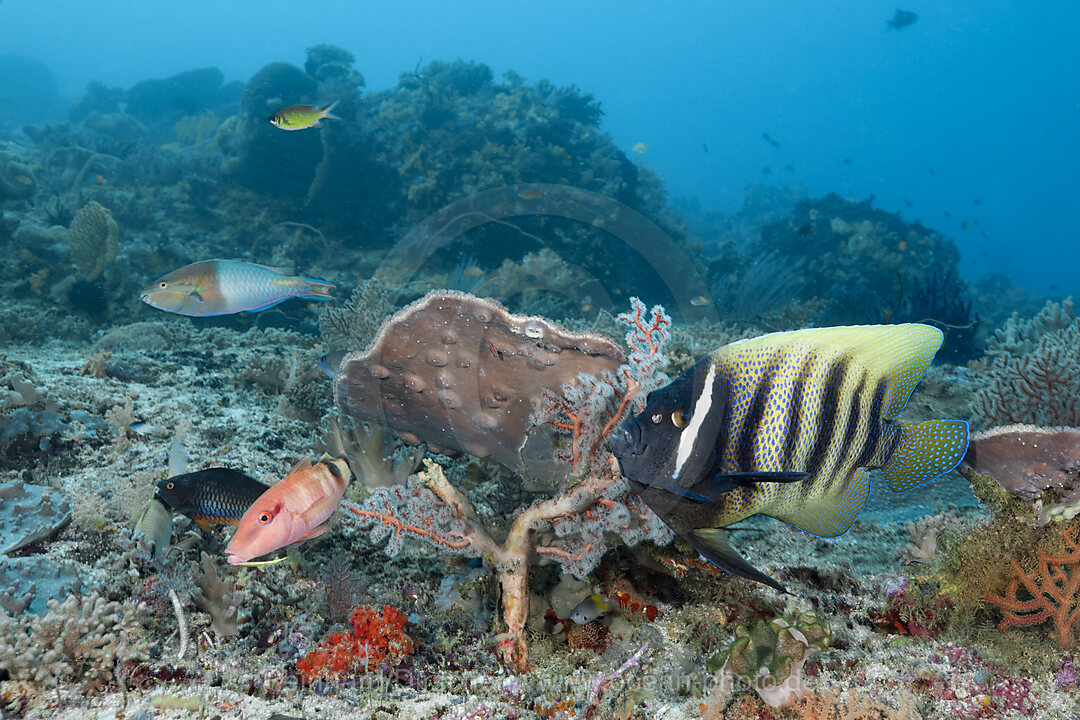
[[684, 528, 788, 593], [882, 419, 969, 492], [321, 100, 341, 120], [768, 468, 873, 539], [299, 277, 335, 301]]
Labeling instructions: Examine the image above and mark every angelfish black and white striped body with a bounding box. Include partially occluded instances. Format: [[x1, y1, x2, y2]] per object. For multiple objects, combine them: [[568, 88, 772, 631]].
[[610, 323, 969, 591]]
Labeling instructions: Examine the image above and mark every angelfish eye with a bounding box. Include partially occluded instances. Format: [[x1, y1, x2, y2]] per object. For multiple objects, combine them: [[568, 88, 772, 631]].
[[671, 409, 691, 429], [165, 482, 174, 490], [650, 413, 663, 425]]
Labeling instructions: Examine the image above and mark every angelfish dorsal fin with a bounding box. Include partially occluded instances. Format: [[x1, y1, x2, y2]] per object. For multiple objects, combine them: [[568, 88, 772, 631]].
[[721, 323, 944, 421]]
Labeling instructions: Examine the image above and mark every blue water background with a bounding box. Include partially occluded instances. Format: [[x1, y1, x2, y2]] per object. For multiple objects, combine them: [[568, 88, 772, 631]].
[[1, 0, 1077, 295]]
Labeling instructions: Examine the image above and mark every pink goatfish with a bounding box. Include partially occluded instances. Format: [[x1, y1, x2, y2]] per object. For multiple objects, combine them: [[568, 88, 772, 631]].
[[225, 454, 351, 566], [141, 259, 334, 317]]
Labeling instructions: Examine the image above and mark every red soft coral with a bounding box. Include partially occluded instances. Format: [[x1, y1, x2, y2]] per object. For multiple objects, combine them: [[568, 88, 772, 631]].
[[296, 605, 414, 683]]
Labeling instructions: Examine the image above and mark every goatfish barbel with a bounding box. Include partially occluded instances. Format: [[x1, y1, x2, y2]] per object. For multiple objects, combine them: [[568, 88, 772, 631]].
[[155, 468, 270, 530], [609, 323, 969, 592], [225, 453, 351, 566], [141, 259, 334, 317]]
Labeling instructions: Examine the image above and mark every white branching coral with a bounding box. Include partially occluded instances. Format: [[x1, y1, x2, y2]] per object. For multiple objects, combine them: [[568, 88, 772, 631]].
[[0, 592, 148, 692]]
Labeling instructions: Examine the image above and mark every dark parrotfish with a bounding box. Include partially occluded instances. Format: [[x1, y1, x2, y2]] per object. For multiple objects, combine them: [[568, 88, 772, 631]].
[[155, 468, 269, 530], [610, 324, 968, 592]]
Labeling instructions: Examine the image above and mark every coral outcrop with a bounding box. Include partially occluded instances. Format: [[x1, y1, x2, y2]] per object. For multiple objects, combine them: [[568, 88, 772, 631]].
[[965, 424, 1080, 524], [0, 556, 81, 616], [344, 297, 675, 671], [0, 152, 36, 200], [0, 481, 72, 554], [334, 290, 624, 471]]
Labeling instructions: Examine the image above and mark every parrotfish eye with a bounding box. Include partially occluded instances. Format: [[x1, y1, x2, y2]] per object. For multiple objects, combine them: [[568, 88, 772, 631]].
[[650, 413, 663, 425], [159, 281, 167, 289], [671, 409, 692, 429]]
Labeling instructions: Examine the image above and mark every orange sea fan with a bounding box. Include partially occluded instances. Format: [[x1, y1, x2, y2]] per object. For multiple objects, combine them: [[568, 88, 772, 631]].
[[985, 524, 1080, 649]]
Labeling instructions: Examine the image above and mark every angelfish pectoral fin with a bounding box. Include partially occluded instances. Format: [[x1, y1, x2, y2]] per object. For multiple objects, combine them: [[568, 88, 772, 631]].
[[684, 528, 788, 593], [627, 475, 712, 503], [690, 471, 809, 501]]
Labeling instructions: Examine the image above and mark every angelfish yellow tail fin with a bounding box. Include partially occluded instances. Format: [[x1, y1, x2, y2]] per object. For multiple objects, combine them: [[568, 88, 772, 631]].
[[882, 419, 969, 492]]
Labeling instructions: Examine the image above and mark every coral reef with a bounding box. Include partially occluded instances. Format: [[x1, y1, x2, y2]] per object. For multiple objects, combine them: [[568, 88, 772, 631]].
[[123, 67, 241, 140], [764, 193, 959, 290], [3, 45, 1075, 719]]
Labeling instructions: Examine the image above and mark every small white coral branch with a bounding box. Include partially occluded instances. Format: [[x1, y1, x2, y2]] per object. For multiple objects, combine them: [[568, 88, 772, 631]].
[[168, 589, 188, 661]]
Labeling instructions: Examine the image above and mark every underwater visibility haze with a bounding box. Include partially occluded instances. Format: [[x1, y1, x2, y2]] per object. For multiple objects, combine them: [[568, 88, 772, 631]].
[[0, 2, 1079, 718]]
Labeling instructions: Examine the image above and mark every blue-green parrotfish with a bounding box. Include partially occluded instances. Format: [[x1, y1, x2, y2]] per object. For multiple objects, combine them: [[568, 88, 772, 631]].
[[141, 259, 334, 317], [269, 101, 340, 131], [609, 324, 969, 592]]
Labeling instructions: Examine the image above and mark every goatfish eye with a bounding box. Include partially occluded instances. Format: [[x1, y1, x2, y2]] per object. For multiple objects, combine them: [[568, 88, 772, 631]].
[[257, 510, 274, 524], [651, 413, 663, 425], [671, 409, 692, 429]]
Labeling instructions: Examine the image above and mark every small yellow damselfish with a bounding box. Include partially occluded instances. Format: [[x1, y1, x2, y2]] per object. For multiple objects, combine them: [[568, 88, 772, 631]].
[[269, 101, 340, 131], [610, 324, 969, 592]]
